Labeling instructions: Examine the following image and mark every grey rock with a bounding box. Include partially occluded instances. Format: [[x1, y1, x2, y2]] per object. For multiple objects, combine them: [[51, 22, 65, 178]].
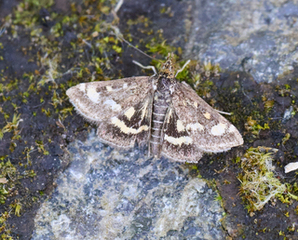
[[186, 0, 298, 83], [32, 132, 226, 240]]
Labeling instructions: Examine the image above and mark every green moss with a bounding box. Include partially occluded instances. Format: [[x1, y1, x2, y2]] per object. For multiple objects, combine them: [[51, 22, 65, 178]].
[[0, 159, 17, 204], [13, 0, 54, 27], [238, 147, 298, 213], [24, 170, 36, 178], [0, 211, 12, 240], [282, 133, 291, 145], [263, 99, 274, 112], [0, 113, 23, 140], [0, 186, 9, 205], [9, 201, 22, 217], [51, 90, 63, 108], [146, 40, 176, 58], [41, 108, 51, 117], [245, 116, 270, 137], [295, 205, 298, 215], [35, 140, 49, 155]]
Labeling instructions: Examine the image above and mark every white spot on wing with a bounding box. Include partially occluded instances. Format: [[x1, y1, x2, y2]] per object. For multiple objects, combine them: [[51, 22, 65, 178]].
[[78, 83, 85, 92], [164, 134, 193, 146], [111, 117, 149, 134], [106, 86, 113, 92], [211, 123, 227, 136], [86, 86, 100, 103], [186, 123, 204, 132], [176, 120, 185, 132], [124, 107, 135, 120], [228, 125, 237, 133], [103, 99, 121, 111], [123, 83, 128, 89], [203, 112, 211, 119]]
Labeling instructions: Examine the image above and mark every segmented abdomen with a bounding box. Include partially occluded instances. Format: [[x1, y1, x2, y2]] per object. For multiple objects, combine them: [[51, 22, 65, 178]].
[[149, 90, 170, 157]]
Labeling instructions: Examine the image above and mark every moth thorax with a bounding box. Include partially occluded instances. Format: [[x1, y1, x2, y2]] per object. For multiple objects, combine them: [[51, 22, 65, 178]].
[[159, 64, 175, 79], [157, 76, 175, 91], [149, 89, 171, 158], [159, 53, 175, 79]]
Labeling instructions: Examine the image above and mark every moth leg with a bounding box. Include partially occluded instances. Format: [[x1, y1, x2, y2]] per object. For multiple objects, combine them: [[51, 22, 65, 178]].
[[175, 60, 190, 77], [215, 109, 232, 115], [132, 60, 157, 76]]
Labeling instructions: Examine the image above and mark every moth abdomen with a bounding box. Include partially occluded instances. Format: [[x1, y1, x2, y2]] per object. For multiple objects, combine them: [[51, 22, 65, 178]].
[[149, 88, 171, 158]]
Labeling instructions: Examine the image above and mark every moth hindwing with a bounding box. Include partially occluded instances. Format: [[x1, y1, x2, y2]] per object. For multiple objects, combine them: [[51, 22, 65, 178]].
[[66, 53, 243, 163]]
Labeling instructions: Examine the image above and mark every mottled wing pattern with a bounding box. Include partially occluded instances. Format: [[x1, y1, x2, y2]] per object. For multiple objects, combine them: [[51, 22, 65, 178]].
[[169, 81, 243, 154], [161, 107, 204, 162], [66, 77, 152, 123], [97, 94, 153, 148], [66, 76, 155, 148], [67, 55, 243, 162]]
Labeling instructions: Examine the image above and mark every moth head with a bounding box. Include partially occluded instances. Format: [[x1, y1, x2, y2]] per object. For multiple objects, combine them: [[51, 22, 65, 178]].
[[159, 53, 175, 79]]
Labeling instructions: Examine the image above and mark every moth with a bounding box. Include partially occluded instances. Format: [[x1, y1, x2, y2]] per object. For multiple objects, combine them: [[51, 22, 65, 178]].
[[66, 53, 243, 163]]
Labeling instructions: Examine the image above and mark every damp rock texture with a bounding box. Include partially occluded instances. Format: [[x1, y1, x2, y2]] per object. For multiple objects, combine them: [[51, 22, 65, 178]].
[[186, 0, 298, 83], [32, 133, 225, 240]]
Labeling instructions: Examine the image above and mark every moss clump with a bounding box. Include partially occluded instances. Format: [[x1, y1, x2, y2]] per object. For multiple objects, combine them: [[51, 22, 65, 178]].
[[238, 147, 289, 213], [0, 113, 23, 140], [0, 211, 12, 240], [244, 116, 270, 138], [0, 159, 17, 204]]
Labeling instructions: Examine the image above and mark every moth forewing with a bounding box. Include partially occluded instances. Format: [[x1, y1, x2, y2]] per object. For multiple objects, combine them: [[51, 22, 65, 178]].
[[66, 76, 153, 123], [66, 76, 156, 148], [96, 93, 154, 149], [171, 81, 243, 154], [160, 106, 204, 163]]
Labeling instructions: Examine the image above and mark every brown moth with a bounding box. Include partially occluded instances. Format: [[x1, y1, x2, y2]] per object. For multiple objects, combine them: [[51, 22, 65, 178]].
[[66, 53, 243, 162]]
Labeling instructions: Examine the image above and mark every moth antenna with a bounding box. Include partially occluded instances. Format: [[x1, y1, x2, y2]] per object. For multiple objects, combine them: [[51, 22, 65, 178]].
[[104, 1, 160, 62], [108, 25, 159, 61], [132, 60, 157, 76], [216, 109, 232, 116], [120, 36, 157, 60], [175, 59, 190, 77]]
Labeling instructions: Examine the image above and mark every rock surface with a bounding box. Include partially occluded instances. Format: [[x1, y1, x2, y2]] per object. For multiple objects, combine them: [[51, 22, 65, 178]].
[[32, 132, 226, 239], [185, 0, 298, 83]]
